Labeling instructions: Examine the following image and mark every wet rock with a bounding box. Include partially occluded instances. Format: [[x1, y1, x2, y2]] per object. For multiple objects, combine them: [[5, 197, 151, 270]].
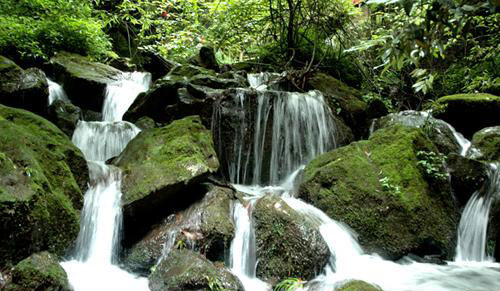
[[124, 185, 235, 275], [47, 100, 81, 137], [135, 116, 156, 131], [197, 46, 220, 72], [471, 126, 500, 162], [447, 154, 489, 206], [299, 125, 459, 260], [433, 93, 500, 138], [137, 51, 178, 81], [149, 249, 242, 291], [48, 51, 122, 112], [3, 252, 70, 291], [0, 105, 88, 267], [81, 109, 102, 121], [252, 195, 330, 284], [116, 116, 219, 241], [336, 280, 383, 291], [371, 111, 461, 155], [306, 72, 368, 138], [489, 198, 500, 262], [0, 56, 49, 116]]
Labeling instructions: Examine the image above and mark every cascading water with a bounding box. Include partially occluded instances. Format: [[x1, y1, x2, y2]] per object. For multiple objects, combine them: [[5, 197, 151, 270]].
[[60, 72, 151, 291], [225, 74, 500, 291], [47, 78, 70, 104]]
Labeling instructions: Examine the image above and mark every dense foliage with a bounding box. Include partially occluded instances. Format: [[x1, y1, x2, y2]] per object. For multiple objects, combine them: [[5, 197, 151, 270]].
[[0, 0, 113, 65]]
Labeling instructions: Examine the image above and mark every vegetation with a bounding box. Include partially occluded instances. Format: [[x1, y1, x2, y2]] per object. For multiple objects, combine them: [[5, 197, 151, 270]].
[[274, 278, 305, 291]]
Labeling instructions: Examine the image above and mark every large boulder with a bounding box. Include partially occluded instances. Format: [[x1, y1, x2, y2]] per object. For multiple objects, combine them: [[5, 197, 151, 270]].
[[471, 126, 500, 162], [306, 72, 368, 138], [115, 116, 219, 239], [371, 111, 462, 155], [0, 105, 88, 267], [3, 252, 70, 291], [124, 185, 235, 275], [149, 249, 242, 291], [433, 93, 500, 138], [0, 56, 49, 115], [336, 280, 384, 291], [252, 195, 330, 283], [48, 52, 122, 112], [446, 154, 489, 206], [299, 125, 459, 259], [47, 100, 81, 137]]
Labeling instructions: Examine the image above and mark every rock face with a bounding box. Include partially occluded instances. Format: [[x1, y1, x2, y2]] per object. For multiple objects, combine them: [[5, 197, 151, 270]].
[[371, 111, 462, 155], [433, 93, 500, 138], [305, 72, 367, 138], [3, 252, 70, 291], [299, 125, 459, 259], [0, 105, 88, 267], [471, 126, 500, 162], [116, 116, 219, 238], [148, 249, 243, 291], [447, 154, 489, 206], [0, 56, 49, 115], [47, 100, 81, 137], [252, 195, 330, 283], [48, 52, 122, 112], [124, 185, 235, 275], [336, 280, 383, 291]]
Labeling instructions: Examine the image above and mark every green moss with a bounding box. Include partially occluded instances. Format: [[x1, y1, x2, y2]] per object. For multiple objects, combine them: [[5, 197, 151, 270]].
[[50, 51, 121, 83], [118, 115, 219, 205], [300, 125, 458, 259], [0, 105, 86, 266], [472, 126, 500, 162], [337, 280, 383, 291], [437, 93, 500, 103]]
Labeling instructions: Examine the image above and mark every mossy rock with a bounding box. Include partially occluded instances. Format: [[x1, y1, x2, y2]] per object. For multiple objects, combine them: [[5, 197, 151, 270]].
[[3, 252, 70, 291], [0, 56, 49, 116], [124, 185, 235, 275], [149, 249, 243, 291], [0, 105, 88, 267], [471, 126, 500, 162], [336, 280, 383, 291], [371, 111, 461, 155], [48, 51, 122, 112], [252, 195, 330, 284], [447, 154, 489, 206], [47, 100, 81, 137], [116, 116, 219, 239], [433, 93, 500, 138], [299, 125, 458, 259], [306, 72, 367, 138]]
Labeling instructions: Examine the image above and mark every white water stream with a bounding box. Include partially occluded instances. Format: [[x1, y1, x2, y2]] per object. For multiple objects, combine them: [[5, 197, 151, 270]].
[[60, 72, 151, 291], [226, 74, 500, 291], [47, 78, 70, 104]]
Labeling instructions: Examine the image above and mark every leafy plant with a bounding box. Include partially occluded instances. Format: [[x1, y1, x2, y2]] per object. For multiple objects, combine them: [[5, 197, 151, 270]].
[[417, 150, 448, 181], [379, 176, 401, 195], [205, 275, 228, 291], [274, 277, 305, 291]]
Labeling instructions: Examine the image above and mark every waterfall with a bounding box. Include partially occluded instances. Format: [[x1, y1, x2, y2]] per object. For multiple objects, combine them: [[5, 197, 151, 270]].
[[455, 164, 499, 262], [47, 78, 69, 104], [61, 72, 151, 291]]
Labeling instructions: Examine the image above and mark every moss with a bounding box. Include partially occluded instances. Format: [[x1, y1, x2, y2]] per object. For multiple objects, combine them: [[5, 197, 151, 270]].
[[337, 280, 383, 291], [300, 125, 458, 259], [472, 126, 500, 162], [252, 195, 329, 284], [4, 252, 70, 291], [0, 105, 86, 267], [437, 93, 500, 103], [50, 51, 121, 83]]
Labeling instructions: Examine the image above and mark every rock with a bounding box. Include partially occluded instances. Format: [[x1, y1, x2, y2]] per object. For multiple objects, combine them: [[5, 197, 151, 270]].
[[336, 280, 383, 291], [371, 111, 461, 155], [366, 98, 389, 120], [306, 72, 368, 138], [81, 109, 102, 121], [0, 105, 88, 267], [471, 126, 500, 162], [252, 195, 330, 284], [190, 74, 243, 89], [116, 116, 219, 240], [47, 100, 81, 137], [490, 197, 500, 262], [433, 93, 500, 138], [447, 154, 489, 206], [3, 252, 70, 291], [124, 185, 235, 275], [48, 52, 122, 112], [169, 64, 216, 79], [197, 46, 220, 72], [0, 56, 49, 115], [148, 249, 242, 291], [135, 116, 156, 131], [299, 125, 459, 259], [137, 51, 178, 81]]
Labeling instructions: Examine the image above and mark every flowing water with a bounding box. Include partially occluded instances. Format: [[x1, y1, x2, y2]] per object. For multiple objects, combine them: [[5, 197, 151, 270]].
[[60, 72, 151, 291], [226, 74, 500, 291], [47, 78, 70, 104]]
